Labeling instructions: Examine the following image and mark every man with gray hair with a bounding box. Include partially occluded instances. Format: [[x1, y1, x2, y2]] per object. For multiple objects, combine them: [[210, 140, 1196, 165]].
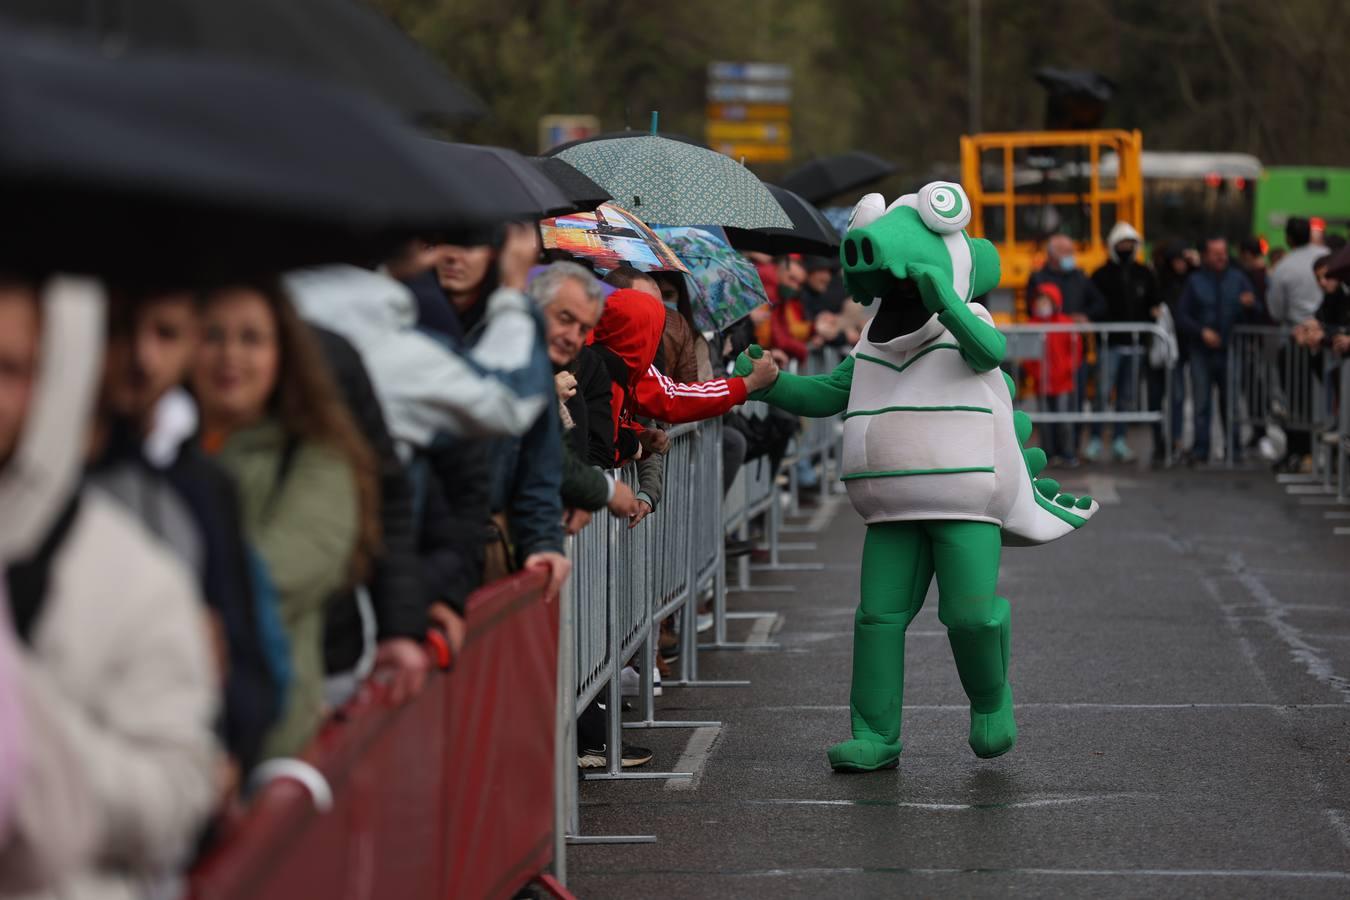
[[526, 262, 641, 532]]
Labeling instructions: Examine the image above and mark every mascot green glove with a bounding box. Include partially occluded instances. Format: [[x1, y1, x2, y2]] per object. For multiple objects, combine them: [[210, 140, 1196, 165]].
[[735, 182, 1099, 771]]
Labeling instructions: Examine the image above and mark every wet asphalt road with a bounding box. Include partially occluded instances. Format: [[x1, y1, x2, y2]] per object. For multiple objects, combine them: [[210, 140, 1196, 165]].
[[567, 464, 1350, 898]]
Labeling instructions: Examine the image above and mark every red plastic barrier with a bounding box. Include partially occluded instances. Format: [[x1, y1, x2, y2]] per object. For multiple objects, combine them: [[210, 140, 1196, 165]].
[[189, 570, 561, 900]]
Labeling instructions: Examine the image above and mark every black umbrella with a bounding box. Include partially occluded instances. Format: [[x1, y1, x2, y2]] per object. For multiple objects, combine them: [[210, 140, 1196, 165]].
[[0, 29, 505, 282], [724, 184, 840, 256], [421, 142, 574, 221], [778, 151, 897, 205], [0, 0, 484, 124], [530, 157, 612, 214]]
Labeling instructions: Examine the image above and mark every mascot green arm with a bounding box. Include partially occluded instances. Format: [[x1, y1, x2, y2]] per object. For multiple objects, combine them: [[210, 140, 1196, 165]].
[[908, 262, 1006, 373], [732, 344, 854, 417]]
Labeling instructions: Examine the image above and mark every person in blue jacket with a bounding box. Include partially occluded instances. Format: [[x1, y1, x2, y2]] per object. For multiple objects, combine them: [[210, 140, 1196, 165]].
[[1175, 236, 1256, 465]]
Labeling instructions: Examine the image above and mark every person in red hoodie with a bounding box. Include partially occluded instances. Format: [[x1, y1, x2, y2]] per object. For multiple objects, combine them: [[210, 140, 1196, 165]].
[[1022, 282, 1082, 467], [589, 288, 779, 464]]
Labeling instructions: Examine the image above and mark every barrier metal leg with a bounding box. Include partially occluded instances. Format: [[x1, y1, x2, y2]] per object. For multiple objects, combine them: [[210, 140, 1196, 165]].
[[703, 542, 780, 651], [666, 567, 752, 686], [582, 669, 693, 783], [624, 622, 723, 728], [752, 482, 824, 573]]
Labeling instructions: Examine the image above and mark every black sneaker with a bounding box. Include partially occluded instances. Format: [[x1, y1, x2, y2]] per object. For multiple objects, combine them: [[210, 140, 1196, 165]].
[[724, 538, 755, 558]]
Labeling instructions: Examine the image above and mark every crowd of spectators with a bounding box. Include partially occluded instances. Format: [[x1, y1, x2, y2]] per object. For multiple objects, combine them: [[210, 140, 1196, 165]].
[[1012, 217, 1350, 469], [0, 224, 794, 894], [4, 186, 1349, 894]]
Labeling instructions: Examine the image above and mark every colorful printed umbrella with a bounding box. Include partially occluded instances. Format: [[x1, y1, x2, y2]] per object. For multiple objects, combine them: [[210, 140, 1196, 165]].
[[552, 134, 792, 230], [540, 201, 690, 276], [654, 226, 768, 333]]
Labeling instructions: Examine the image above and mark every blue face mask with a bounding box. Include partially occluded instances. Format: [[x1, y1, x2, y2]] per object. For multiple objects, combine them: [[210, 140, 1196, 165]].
[[1059, 255, 1077, 272]]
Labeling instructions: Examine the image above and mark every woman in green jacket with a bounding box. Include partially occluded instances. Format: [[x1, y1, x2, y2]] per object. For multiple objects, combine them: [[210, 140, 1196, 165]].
[[192, 283, 380, 759]]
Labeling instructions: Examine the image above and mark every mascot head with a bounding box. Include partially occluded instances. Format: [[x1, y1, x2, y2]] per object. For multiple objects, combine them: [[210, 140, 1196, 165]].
[[839, 181, 1000, 309]]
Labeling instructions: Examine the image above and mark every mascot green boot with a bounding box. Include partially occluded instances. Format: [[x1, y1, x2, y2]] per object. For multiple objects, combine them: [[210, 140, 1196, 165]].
[[735, 182, 1099, 771]]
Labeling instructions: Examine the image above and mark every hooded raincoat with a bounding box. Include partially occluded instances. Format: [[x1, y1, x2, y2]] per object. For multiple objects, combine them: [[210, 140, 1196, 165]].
[[590, 289, 749, 460]]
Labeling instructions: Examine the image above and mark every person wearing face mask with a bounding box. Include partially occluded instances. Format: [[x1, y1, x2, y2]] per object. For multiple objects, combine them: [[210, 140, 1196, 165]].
[[1027, 234, 1108, 324], [1028, 234, 1108, 458], [1022, 283, 1082, 467], [1087, 222, 1159, 463], [751, 254, 813, 364]]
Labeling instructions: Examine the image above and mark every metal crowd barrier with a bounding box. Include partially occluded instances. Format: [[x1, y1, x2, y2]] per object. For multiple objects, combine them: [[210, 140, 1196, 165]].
[[1226, 325, 1343, 475], [560, 419, 727, 848], [1001, 322, 1178, 464], [1338, 360, 1349, 503]]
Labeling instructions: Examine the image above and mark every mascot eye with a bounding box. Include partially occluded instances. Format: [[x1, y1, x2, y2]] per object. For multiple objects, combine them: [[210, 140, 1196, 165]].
[[917, 182, 971, 234]]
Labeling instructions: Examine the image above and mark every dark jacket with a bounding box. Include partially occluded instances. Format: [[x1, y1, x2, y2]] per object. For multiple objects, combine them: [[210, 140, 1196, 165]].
[[1090, 259, 1160, 345], [560, 441, 610, 511], [454, 302, 564, 565], [1028, 266, 1107, 321], [1176, 266, 1254, 352], [567, 346, 616, 469], [418, 437, 491, 615], [87, 425, 279, 772], [313, 328, 426, 674], [559, 346, 615, 512], [1316, 285, 1350, 346]]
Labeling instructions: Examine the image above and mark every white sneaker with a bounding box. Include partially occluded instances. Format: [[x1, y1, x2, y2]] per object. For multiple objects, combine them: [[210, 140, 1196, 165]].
[[653, 666, 663, 697], [697, 612, 714, 633]]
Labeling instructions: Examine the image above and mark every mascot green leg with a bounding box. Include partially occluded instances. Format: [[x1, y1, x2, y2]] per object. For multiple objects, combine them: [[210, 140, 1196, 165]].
[[828, 521, 1015, 771], [828, 523, 929, 772], [930, 522, 1016, 759]]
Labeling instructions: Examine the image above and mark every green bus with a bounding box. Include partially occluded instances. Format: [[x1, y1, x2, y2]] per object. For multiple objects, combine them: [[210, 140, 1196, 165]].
[[1252, 167, 1350, 250]]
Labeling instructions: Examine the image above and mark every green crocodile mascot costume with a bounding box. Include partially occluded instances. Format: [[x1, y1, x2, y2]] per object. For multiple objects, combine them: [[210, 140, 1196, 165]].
[[734, 182, 1099, 771]]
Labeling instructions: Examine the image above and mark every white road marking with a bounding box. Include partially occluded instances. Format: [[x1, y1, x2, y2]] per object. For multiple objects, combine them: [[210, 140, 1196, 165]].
[[1226, 551, 1350, 704], [746, 614, 781, 645], [665, 726, 721, 792], [753, 702, 1348, 712], [749, 792, 1151, 811], [1324, 809, 1350, 852], [799, 496, 844, 533]]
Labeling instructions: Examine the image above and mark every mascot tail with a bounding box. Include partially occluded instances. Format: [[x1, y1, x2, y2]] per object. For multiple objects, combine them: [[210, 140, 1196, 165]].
[[998, 372, 1101, 547]]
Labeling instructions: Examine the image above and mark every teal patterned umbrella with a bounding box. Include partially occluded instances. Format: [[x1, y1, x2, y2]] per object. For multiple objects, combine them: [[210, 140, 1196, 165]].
[[554, 135, 792, 230], [654, 226, 769, 333]]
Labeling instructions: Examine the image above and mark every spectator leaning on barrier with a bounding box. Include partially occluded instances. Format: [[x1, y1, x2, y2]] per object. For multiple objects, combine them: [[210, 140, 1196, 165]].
[[1313, 255, 1350, 358], [88, 290, 280, 778], [1, 277, 218, 896], [431, 232, 572, 598], [530, 263, 642, 532], [1087, 222, 1158, 463], [308, 326, 428, 708], [1175, 237, 1255, 465], [193, 282, 378, 758], [1267, 217, 1330, 329], [1266, 218, 1331, 471]]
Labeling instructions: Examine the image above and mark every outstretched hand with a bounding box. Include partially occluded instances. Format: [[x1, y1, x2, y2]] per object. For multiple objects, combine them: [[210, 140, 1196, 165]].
[[733, 344, 779, 396]]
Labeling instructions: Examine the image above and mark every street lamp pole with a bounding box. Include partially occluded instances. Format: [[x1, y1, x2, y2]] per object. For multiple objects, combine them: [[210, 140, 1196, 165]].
[[969, 0, 982, 135]]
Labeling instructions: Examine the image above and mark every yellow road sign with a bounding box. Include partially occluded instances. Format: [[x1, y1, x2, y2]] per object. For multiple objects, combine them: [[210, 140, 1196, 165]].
[[705, 120, 791, 144], [706, 103, 792, 122]]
